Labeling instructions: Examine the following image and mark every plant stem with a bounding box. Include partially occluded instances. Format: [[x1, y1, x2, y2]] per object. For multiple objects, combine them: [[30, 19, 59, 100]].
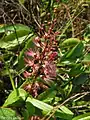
[[2, 58, 16, 91], [6, 65, 16, 91]]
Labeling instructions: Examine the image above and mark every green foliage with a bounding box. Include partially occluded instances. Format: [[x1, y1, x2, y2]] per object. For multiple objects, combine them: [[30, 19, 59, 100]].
[[61, 38, 80, 48], [73, 73, 88, 85], [72, 112, 90, 120], [26, 97, 73, 119], [17, 34, 34, 70], [3, 88, 28, 107], [0, 108, 20, 120], [26, 102, 35, 116], [26, 97, 53, 114], [0, 0, 90, 119], [0, 24, 32, 49], [82, 53, 90, 64], [1, 23, 89, 120], [84, 24, 90, 42], [38, 87, 57, 103], [64, 42, 84, 60]]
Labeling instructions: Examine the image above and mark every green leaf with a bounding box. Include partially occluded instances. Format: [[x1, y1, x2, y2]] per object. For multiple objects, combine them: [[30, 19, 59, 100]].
[[26, 97, 73, 119], [3, 88, 27, 107], [0, 69, 15, 76], [84, 24, 90, 42], [60, 106, 73, 115], [17, 35, 34, 70], [22, 109, 29, 120], [0, 24, 30, 33], [0, 24, 32, 49], [0, 31, 30, 49], [65, 42, 84, 60], [55, 109, 73, 119], [0, 108, 20, 120], [82, 53, 90, 64], [69, 64, 84, 77], [26, 102, 35, 116], [38, 88, 57, 103], [61, 38, 80, 48], [26, 97, 52, 113], [73, 73, 88, 85], [72, 112, 90, 120], [63, 83, 73, 97]]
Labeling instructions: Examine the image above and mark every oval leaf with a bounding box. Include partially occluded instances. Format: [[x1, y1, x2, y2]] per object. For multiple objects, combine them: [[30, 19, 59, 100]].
[[66, 42, 84, 60], [0, 24, 32, 49], [62, 38, 80, 48], [3, 88, 27, 107], [0, 24, 30, 33]]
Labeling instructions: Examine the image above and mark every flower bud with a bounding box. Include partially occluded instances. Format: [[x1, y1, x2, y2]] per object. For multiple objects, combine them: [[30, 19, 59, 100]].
[[44, 32, 49, 39]]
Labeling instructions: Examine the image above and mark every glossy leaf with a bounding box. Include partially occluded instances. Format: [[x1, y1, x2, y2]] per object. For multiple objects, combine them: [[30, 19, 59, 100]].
[[26, 97, 73, 119], [0, 24, 32, 49], [65, 42, 84, 60], [61, 38, 80, 48], [0, 31, 31, 49], [3, 88, 27, 107], [26, 97, 52, 113], [0, 24, 30, 33], [59, 105, 73, 115]]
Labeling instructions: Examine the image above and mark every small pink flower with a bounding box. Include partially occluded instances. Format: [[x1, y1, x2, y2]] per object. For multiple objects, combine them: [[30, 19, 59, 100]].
[[33, 36, 41, 47], [32, 64, 40, 75], [49, 52, 58, 61], [43, 32, 49, 39], [26, 49, 36, 57], [24, 58, 34, 66], [43, 61, 56, 80], [23, 71, 32, 78], [55, 31, 60, 35]]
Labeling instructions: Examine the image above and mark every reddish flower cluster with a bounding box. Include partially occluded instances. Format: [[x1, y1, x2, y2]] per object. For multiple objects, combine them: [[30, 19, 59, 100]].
[[24, 20, 59, 82], [23, 82, 48, 98]]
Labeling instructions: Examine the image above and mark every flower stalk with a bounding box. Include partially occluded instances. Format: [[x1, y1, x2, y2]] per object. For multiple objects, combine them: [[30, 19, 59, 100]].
[[24, 20, 60, 83]]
